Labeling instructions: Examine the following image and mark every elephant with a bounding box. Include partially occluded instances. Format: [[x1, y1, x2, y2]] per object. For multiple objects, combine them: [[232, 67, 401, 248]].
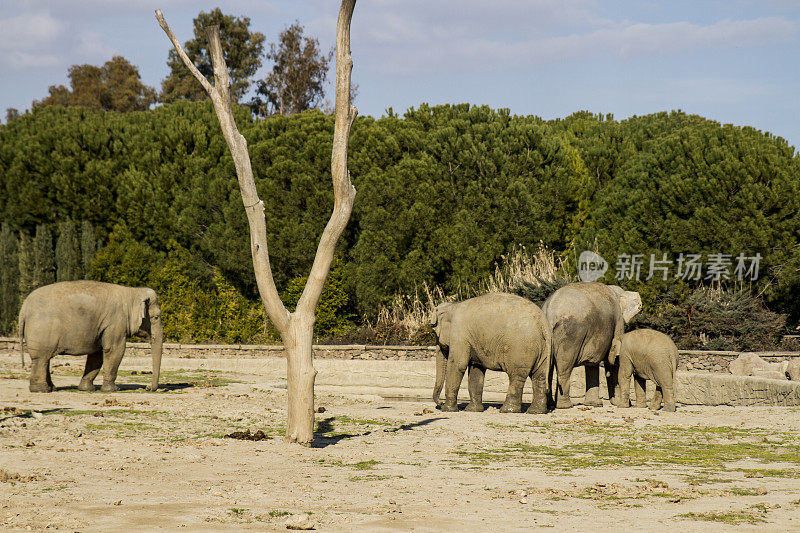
[[18, 281, 163, 393], [541, 282, 641, 409], [431, 292, 552, 414], [610, 328, 678, 412]]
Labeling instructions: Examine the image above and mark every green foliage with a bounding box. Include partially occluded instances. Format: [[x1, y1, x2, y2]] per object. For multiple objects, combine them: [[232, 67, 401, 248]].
[[90, 232, 267, 343], [33, 225, 55, 289], [80, 220, 97, 276], [17, 232, 33, 303], [0, 224, 19, 334], [55, 220, 81, 282], [1, 102, 799, 342], [34, 56, 156, 112], [89, 227, 161, 288], [149, 244, 267, 343], [280, 260, 356, 339], [160, 8, 265, 103]]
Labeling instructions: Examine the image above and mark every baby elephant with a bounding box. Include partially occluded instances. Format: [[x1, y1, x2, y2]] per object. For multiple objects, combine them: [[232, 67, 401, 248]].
[[610, 329, 678, 412]]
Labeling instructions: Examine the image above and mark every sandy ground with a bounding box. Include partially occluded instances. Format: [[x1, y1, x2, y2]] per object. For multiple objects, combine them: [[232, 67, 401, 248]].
[[2, 357, 800, 532]]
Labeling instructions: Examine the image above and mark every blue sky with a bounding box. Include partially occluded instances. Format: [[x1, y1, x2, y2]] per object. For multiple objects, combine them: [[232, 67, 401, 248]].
[[1, 1, 798, 149]]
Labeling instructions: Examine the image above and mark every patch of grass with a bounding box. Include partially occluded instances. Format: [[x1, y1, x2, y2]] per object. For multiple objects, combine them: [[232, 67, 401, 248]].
[[268, 510, 291, 518], [678, 511, 766, 525], [452, 428, 800, 471], [727, 487, 768, 496], [683, 474, 734, 485], [333, 415, 394, 427], [737, 468, 800, 478], [348, 474, 404, 482], [318, 458, 381, 470], [228, 508, 247, 517]]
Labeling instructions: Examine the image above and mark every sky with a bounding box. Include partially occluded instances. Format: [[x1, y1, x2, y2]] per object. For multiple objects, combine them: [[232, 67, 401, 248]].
[[1, 0, 798, 149]]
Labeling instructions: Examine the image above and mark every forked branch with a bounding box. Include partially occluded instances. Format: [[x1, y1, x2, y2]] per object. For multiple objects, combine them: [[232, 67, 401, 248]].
[[155, 9, 290, 334]]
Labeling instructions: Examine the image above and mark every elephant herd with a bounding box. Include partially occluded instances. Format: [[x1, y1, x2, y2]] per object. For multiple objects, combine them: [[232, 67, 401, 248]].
[[431, 282, 682, 413], [18, 280, 679, 414]]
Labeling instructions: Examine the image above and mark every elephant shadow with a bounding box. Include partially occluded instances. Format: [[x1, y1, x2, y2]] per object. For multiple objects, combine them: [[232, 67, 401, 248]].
[[440, 401, 545, 412], [0, 407, 63, 424], [312, 416, 445, 448], [54, 382, 194, 393]]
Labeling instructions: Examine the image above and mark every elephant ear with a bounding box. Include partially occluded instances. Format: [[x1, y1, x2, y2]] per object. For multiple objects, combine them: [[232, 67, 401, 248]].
[[609, 285, 642, 323], [432, 303, 454, 347], [128, 293, 148, 335]]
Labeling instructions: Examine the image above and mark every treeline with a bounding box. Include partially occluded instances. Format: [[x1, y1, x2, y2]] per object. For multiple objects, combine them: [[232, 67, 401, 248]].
[[0, 102, 798, 341]]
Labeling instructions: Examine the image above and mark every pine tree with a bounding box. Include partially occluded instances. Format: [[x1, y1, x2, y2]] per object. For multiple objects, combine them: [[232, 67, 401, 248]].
[[33, 225, 55, 289], [81, 220, 96, 277], [56, 219, 81, 281], [18, 232, 34, 303], [0, 224, 19, 334]]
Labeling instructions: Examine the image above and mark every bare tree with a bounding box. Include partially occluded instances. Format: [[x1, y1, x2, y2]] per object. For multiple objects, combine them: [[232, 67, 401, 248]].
[[156, 0, 357, 446]]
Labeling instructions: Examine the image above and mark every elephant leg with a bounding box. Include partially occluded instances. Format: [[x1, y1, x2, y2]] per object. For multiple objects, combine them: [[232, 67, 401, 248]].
[[500, 372, 525, 413], [661, 385, 676, 412], [527, 370, 548, 414], [616, 359, 633, 408], [584, 365, 603, 407], [649, 386, 663, 411], [441, 345, 468, 412], [606, 363, 620, 406], [464, 364, 485, 412], [633, 375, 647, 408], [79, 351, 103, 392], [556, 368, 573, 409], [28, 350, 55, 393], [100, 346, 125, 393]]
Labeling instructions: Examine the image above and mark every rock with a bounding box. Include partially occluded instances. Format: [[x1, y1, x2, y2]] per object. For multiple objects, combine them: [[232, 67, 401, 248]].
[[729, 353, 787, 380], [285, 514, 315, 530], [677, 371, 800, 406], [788, 359, 800, 381], [315, 406, 326, 413]]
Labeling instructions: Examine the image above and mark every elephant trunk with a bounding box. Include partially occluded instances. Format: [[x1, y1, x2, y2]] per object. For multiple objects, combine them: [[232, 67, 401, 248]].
[[147, 320, 163, 391], [433, 348, 446, 406]]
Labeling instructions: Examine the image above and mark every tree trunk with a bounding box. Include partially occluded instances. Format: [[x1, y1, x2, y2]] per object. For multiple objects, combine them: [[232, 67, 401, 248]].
[[285, 314, 317, 444], [156, 0, 357, 446]]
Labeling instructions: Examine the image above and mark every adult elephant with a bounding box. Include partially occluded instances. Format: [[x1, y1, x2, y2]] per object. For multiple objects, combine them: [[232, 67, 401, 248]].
[[19, 281, 163, 393], [431, 293, 551, 414], [541, 282, 641, 409]]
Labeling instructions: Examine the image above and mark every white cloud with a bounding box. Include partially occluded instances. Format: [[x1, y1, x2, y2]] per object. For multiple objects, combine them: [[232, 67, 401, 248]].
[[0, 11, 63, 50], [76, 31, 118, 62]]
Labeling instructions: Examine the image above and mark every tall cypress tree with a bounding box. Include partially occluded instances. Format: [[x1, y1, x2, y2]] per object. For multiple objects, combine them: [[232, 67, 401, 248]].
[[81, 220, 96, 278], [0, 224, 19, 334], [33, 225, 55, 289], [56, 219, 80, 281], [18, 232, 34, 303]]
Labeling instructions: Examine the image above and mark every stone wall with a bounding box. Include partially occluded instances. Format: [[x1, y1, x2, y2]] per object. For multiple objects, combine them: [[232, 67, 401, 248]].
[[0, 337, 437, 361], [2, 337, 797, 371]]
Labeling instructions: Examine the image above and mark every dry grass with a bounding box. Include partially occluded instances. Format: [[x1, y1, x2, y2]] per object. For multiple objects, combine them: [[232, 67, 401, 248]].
[[373, 243, 571, 340], [483, 243, 567, 294]]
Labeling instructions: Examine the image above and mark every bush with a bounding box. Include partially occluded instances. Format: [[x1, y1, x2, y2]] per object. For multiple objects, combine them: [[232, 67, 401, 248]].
[[632, 285, 787, 351]]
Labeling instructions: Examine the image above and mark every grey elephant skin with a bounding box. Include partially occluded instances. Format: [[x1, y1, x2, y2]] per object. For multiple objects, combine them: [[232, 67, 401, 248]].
[[18, 281, 163, 393], [431, 293, 552, 414], [611, 328, 678, 412], [541, 282, 641, 408]]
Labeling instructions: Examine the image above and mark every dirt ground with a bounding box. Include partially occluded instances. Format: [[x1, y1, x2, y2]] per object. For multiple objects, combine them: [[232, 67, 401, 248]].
[[2, 359, 800, 532]]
